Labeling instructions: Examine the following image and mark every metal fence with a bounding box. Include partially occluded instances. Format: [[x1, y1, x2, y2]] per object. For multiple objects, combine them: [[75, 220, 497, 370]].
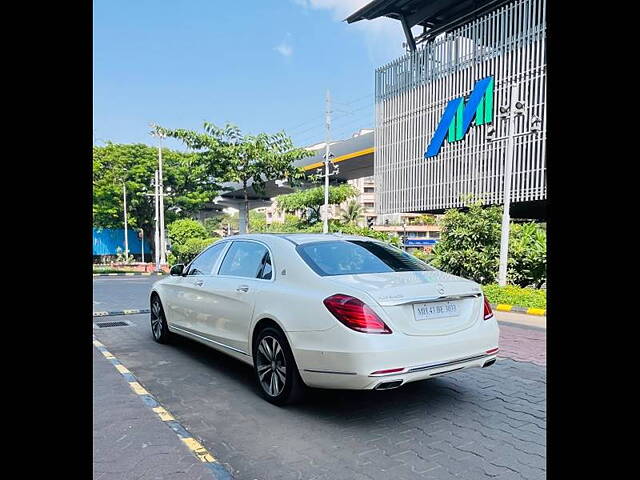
[[374, 0, 546, 214]]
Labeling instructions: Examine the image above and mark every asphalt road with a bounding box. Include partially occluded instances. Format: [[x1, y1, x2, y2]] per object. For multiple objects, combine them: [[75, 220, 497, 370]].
[[93, 276, 546, 480]]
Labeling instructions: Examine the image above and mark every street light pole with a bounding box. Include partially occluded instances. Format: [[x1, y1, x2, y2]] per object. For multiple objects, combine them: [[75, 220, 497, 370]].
[[154, 169, 160, 271], [157, 134, 167, 265], [123, 182, 129, 260], [497, 83, 519, 287], [323, 90, 331, 234]]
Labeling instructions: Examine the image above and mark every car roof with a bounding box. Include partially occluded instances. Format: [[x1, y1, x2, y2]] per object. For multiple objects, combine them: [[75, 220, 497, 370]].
[[223, 233, 381, 246]]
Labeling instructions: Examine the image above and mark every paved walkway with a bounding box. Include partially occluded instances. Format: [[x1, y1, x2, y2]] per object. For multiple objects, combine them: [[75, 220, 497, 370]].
[[93, 347, 216, 480]]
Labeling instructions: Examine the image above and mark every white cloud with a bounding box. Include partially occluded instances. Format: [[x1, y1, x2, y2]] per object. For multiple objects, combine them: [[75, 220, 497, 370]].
[[274, 33, 294, 58], [291, 0, 406, 64]]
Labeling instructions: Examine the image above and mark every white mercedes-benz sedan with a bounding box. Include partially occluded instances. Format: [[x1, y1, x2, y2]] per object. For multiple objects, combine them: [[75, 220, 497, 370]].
[[150, 233, 499, 405]]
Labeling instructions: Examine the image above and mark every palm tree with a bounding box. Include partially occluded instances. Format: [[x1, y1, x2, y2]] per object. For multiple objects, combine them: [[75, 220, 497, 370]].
[[341, 200, 363, 225]]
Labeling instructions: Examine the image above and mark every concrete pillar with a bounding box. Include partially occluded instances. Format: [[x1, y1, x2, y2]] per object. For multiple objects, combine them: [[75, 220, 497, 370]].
[[239, 207, 247, 234]]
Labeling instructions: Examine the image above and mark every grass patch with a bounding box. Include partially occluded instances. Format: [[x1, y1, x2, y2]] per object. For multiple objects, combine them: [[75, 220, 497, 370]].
[[482, 284, 546, 310], [93, 267, 141, 274]]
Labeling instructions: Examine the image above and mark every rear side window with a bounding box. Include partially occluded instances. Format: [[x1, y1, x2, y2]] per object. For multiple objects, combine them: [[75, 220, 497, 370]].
[[187, 242, 227, 276], [219, 241, 272, 279], [297, 240, 432, 276]]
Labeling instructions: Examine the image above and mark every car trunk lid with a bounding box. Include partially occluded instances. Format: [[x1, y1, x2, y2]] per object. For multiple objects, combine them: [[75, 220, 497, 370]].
[[330, 270, 483, 336]]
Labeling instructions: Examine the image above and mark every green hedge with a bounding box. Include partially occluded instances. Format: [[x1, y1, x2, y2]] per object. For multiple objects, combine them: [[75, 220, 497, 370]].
[[482, 284, 546, 309]]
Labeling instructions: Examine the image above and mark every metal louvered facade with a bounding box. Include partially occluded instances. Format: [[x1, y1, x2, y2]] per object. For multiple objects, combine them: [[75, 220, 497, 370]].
[[374, 0, 546, 214]]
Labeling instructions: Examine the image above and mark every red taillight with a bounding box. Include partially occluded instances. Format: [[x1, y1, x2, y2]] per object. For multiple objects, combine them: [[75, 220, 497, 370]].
[[483, 296, 494, 320], [323, 294, 392, 334]]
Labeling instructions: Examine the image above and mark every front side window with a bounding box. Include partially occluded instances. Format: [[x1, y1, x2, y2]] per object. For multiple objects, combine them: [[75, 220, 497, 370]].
[[187, 242, 227, 276], [219, 241, 271, 279], [297, 240, 432, 276]]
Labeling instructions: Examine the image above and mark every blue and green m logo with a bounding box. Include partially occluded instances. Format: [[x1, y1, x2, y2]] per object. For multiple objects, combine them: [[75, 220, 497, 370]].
[[424, 76, 494, 158]]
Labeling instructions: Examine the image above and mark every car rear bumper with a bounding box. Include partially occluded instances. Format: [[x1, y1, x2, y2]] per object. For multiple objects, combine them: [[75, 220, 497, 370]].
[[288, 317, 499, 390]]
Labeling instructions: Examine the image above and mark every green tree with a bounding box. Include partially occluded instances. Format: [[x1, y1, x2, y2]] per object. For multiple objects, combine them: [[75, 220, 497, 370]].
[[153, 122, 312, 232], [93, 143, 221, 246], [340, 200, 363, 225], [276, 184, 358, 224]]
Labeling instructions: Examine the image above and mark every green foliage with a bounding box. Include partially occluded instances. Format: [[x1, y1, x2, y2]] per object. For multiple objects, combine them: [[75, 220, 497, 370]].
[[166, 219, 216, 264], [169, 237, 218, 265], [154, 122, 312, 232], [431, 202, 546, 287], [482, 284, 546, 309], [167, 219, 207, 246], [508, 222, 547, 288], [431, 203, 502, 284], [93, 143, 221, 243], [340, 200, 364, 225], [276, 184, 359, 224], [410, 249, 434, 264], [409, 214, 436, 225]]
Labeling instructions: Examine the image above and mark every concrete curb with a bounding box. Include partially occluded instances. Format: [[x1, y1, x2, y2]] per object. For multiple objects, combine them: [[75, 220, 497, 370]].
[[93, 272, 166, 277], [94, 309, 150, 317], [491, 303, 545, 316]]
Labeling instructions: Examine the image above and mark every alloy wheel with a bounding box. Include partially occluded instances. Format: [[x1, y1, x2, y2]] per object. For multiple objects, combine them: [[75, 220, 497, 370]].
[[256, 336, 287, 397], [151, 299, 163, 340]]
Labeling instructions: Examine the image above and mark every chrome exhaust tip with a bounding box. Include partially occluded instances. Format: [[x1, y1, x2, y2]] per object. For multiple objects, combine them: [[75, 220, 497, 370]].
[[482, 358, 496, 368], [375, 380, 404, 390]]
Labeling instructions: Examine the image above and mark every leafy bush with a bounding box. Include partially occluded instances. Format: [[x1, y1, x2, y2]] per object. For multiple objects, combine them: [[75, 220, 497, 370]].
[[508, 222, 546, 288], [431, 202, 546, 287], [167, 218, 215, 264], [431, 203, 502, 284], [167, 219, 208, 246], [482, 284, 546, 309], [410, 249, 434, 264], [169, 237, 218, 264]]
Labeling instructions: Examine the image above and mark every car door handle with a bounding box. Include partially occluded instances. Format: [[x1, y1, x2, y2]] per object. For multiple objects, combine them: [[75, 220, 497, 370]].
[[194, 280, 204, 287], [236, 285, 249, 292]]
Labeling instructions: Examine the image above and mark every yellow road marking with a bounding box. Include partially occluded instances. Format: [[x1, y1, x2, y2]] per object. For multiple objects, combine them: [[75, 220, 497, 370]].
[[152, 406, 175, 421], [526, 307, 546, 316], [93, 340, 104, 347], [101, 350, 115, 359], [142, 272, 151, 276], [128, 382, 149, 395], [115, 364, 130, 374], [495, 304, 513, 312], [181, 438, 216, 462], [302, 147, 374, 171], [123, 309, 137, 314]]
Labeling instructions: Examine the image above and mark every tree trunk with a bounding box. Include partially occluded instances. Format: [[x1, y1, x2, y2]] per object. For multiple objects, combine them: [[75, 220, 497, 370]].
[[243, 180, 250, 233]]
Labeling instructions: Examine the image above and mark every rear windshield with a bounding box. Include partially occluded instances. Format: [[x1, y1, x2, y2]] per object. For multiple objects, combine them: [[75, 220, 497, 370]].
[[296, 240, 433, 276]]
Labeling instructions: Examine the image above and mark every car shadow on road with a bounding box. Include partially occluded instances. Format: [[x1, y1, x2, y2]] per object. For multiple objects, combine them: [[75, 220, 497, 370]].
[[164, 332, 473, 422]]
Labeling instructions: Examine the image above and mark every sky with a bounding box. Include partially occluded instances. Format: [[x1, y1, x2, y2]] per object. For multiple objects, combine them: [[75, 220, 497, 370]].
[[93, 0, 413, 151]]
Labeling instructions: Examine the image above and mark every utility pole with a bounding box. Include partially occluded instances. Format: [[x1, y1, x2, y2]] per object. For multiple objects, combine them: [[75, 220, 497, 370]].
[[123, 182, 129, 260], [157, 134, 167, 265], [498, 83, 519, 287], [323, 90, 331, 234], [140, 229, 145, 263], [153, 170, 160, 271]]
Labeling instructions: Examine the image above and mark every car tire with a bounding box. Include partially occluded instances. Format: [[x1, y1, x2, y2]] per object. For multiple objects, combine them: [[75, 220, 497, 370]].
[[253, 326, 305, 406], [150, 295, 172, 344]]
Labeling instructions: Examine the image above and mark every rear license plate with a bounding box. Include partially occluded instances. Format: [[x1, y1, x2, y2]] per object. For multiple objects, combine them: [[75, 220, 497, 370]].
[[413, 301, 460, 321]]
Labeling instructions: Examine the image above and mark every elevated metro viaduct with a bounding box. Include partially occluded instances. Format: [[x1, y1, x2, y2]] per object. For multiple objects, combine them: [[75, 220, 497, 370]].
[[216, 128, 544, 234]]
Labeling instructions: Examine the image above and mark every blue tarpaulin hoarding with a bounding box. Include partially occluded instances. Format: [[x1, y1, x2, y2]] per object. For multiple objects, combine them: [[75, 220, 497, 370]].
[[93, 228, 146, 255], [404, 238, 438, 247]]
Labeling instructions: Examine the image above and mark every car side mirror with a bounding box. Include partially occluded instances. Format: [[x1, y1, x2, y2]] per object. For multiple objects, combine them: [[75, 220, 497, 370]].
[[170, 264, 185, 276]]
